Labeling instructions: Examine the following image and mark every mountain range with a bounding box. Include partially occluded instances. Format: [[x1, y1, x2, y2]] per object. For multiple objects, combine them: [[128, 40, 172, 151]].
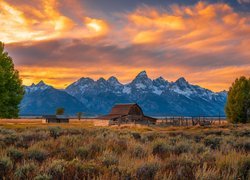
[[20, 71, 227, 117]]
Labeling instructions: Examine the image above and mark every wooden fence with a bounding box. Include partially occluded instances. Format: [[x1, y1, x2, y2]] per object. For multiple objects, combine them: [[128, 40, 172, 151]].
[[157, 116, 227, 126]]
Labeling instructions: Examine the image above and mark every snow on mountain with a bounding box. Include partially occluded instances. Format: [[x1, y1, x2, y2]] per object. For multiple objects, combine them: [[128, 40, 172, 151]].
[[21, 81, 87, 115], [21, 71, 227, 116], [25, 80, 52, 94]]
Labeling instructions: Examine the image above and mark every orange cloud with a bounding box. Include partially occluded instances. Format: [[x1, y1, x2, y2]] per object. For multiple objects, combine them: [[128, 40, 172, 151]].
[[125, 2, 250, 53], [17, 63, 250, 92], [0, 0, 109, 43], [3, 1, 250, 92]]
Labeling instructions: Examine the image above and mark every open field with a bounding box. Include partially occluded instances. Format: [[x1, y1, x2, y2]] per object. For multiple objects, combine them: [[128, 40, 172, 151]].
[[0, 121, 249, 179]]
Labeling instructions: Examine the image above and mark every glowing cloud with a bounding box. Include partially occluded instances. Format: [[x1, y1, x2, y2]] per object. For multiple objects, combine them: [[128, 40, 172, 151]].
[[85, 17, 109, 36], [125, 2, 250, 53], [0, 0, 109, 43], [2, 1, 250, 91]]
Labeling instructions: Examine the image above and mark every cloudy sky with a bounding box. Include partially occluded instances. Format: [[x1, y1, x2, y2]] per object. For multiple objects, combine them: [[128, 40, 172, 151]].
[[1, 0, 250, 91]]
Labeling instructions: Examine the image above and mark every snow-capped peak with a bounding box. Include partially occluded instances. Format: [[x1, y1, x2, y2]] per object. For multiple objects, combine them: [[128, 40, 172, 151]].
[[107, 76, 121, 86], [175, 77, 188, 86], [37, 80, 46, 86], [131, 71, 153, 90], [25, 80, 51, 94], [135, 70, 148, 79]]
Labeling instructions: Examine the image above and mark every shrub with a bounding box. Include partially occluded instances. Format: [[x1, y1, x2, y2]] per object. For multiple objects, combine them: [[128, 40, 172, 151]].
[[130, 145, 147, 158], [34, 174, 52, 180], [108, 139, 127, 154], [28, 149, 47, 162], [65, 159, 101, 179], [171, 141, 191, 155], [48, 127, 62, 139], [47, 160, 67, 179], [7, 148, 23, 162], [131, 132, 141, 140], [237, 157, 250, 180], [4, 134, 18, 145], [165, 156, 198, 179], [233, 138, 250, 152], [15, 162, 36, 179], [101, 152, 118, 167], [203, 136, 221, 149], [193, 134, 204, 143], [76, 146, 89, 159], [89, 143, 103, 158], [77, 162, 101, 179], [0, 128, 15, 135], [136, 163, 159, 180], [0, 157, 13, 177], [144, 133, 158, 142], [152, 141, 171, 158]]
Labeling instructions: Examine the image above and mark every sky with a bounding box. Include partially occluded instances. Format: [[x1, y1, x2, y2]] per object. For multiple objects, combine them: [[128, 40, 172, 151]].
[[1, 0, 250, 91]]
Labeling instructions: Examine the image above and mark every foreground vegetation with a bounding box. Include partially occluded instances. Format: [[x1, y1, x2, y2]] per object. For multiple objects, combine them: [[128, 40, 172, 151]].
[[0, 123, 249, 180]]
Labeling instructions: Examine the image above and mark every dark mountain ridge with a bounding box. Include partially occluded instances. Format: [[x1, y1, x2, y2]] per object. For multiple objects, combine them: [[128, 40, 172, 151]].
[[20, 71, 227, 116]]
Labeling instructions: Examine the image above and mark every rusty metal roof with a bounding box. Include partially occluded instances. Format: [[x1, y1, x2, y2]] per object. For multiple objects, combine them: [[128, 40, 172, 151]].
[[109, 103, 142, 115]]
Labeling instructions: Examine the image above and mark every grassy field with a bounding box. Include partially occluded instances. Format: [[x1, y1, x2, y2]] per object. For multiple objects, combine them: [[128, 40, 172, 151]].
[[0, 121, 249, 180]]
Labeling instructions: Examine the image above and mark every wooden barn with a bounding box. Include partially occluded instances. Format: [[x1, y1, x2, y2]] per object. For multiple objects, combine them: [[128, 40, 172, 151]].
[[43, 115, 69, 123], [99, 103, 156, 125]]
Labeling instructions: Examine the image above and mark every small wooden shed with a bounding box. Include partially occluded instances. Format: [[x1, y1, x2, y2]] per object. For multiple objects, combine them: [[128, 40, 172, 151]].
[[99, 103, 156, 125], [43, 115, 69, 123]]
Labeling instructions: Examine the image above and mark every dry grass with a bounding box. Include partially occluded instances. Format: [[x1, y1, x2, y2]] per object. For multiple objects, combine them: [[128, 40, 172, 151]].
[[0, 120, 249, 179]]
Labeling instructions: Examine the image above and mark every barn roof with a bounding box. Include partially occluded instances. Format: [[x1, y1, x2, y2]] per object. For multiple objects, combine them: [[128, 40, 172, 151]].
[[109, 103, 142, 116]]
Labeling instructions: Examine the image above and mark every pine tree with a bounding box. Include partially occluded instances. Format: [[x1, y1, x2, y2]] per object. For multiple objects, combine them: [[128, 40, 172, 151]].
[[0, 42, 24, 118], [56, 108, 65, 115], [225, 76, 250, 123]]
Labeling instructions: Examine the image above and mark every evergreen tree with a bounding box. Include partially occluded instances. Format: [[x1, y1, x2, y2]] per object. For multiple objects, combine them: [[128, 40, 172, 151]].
[[0, 42, 24, 118], [226, 76, 250, 123], [56, 108, 65, 115]]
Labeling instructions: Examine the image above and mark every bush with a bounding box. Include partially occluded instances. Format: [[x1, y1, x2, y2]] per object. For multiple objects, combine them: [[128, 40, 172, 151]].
[[101, 152, 118, 167], [237, 157, 250, 180], [108, 139, 127, 154], [233, 138, 250, 152], [136, 163, 159, 180], [48, 127, 62, 139], [0, 157, 13, 177], [34, 174, 52, 180], [76, 146, 89, 159], [89, 143, 103, 158], [152, 141, 171, 158], [165, 156, 198, 179], [204, 136, 221, 149], [171, 141, 191, 155], [28, 149, 47, 162], [15, 162, 36, 179], [47, 160, 67, 179], [7, 148, 23, 162], [4, 134, 18, 145], [131, 132, 141, 140], [130, 145, 147, 158]]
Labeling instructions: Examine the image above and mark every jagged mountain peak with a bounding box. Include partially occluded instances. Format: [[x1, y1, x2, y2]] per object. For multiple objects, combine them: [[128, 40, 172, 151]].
[[175, 77, 189, 86], [23, 71, 227, 116], [97, 77, 107, 83], [25, 80, 52, 94], [37, 80, 46, 86], [74, 77, 94, 85], [154, 76, 168, 83], [135, 70, 148, 79], [107, 76, 121, 86]]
